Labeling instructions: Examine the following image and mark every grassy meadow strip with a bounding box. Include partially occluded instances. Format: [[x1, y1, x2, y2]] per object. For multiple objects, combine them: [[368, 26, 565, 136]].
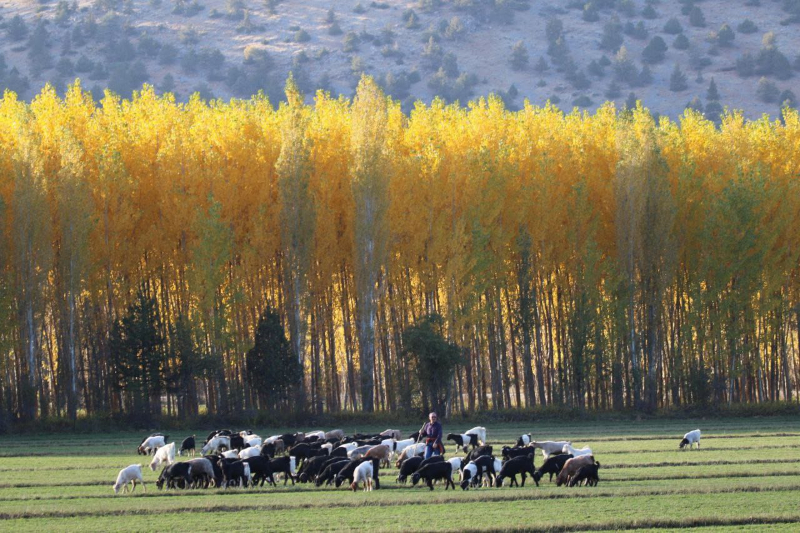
[[1, 419, 797, 530], [2, 490, 799, 531]]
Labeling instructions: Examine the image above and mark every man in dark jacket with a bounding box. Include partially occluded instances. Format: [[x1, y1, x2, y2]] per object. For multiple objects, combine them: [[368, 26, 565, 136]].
[[420, 412, 443, 459]]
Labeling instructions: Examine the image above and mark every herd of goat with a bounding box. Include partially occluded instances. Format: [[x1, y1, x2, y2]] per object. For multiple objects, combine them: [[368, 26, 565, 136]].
[[113, 427, 703, 494]]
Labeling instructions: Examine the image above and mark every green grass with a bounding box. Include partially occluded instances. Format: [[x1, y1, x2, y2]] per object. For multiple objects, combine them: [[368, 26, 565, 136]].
[[0, 416, 798, 531]]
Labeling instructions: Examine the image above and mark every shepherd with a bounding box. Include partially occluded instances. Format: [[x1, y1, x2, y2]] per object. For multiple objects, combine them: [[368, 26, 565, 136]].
[[419, 412, 444, 459]]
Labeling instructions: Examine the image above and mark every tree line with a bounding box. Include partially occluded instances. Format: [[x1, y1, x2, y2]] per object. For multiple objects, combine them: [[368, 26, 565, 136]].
[[1, 76, 799, 425]]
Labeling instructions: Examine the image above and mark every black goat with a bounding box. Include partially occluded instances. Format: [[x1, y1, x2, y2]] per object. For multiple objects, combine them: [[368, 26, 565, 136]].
[[411, 462, 456, 491], [495, 454, 537, 487], [156, 462, 192, 490], [533, 453, 573, 484], [243, 456, 276, 487], [396, 456, 424, 484]]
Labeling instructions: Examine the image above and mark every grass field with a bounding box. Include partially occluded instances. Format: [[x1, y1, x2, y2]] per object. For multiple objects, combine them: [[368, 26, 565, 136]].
[[1, 417, 799, 531]]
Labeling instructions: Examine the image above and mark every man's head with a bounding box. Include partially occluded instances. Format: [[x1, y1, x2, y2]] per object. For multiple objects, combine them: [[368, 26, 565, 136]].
[[429, 412, 438, 423]]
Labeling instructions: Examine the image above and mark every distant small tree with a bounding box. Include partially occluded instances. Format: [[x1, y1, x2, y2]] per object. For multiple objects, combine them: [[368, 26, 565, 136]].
[[642, 36, 667, 64], [756, 77, 779, 103], [737, 19, 758, 34], [689, 6, 706, 27], [7, 15, 29, 42], [716, 24, 735, 47], [625, 91, 637, 109], [706, 78, 720, 101], [600, 17, 624, 52], [534, 56, 549, 73], [642, 5, 657, 19], [583, 2, 599, 22], [673, 33, 690, 50], [638, 65, 653, 86], [685, 96, 703, 113], [663, 17, 683, 35], [510, 40, 529, 70], [670, 63, 688, 91], [705, 101, 723, 124]]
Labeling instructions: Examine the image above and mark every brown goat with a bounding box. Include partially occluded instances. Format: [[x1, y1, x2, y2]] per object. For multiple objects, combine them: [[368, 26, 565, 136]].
[[365, 444, 391, 468], [556, 455, 596, 487]]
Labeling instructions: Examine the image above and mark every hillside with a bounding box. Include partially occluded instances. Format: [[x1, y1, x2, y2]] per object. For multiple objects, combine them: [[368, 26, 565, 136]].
[[0, 0, 798, 118]]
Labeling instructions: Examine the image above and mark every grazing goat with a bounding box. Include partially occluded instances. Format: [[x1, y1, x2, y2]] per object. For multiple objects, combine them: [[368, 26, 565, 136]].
[[306, 430, 326, 441], [379, 429, 402, 440], [239, 445, 262, 460], [447, 457, 463, 481], [556, 455, 597, 487], [179, 436, 196, 457], [218, 459, 251, 488], [531, 440, 571, 460], [221, 450, 240, 459], [679, 429, 702, 450], [113, 464, 145, 494], [297, 455, 330, 483], [156, 462, 193, 490], [465, 427, 487, 446], [533, 453, 573, 484], [516, 433, 531, 447], [502, 445, 536, 460], [495, 454, 537, 487], [460, 455, 496, 490], [364, 444, 392, 468], [351, 459, 378, 491], [335, 458, 367, 488], [269, 456, 297, 485], [187, 458, 216, 488], [202, 435, 231, 455], [325, 429, 345, 441], [447, 433, 479, 454], [394, 443, 426, 467], [348, 445, 373, 459], [391, 438, 416, 455], [562, 444, 592, 457], [465, 445, 493, 463], [243, 456, 276, 487], [138, 434, 167, 455], [149, 442, 176, 471], [569, 463, 600, 487], [397, 456, 424, 483], [316, 459, 351, 486], [411, 462, 456, 491], [229, 435, 246, 451]]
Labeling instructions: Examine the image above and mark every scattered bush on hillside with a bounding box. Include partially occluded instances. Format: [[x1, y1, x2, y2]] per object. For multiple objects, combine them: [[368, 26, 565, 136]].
[[510, 40, 529, 70], [756, 77, 779, 102], [707, 78, 720, 101], [600, 17, 624, 52], [738, 19, 758, 34], [642, 36, 667, 64], [673, 33, 690, 50], [670, 63, 688, 91], [716, 24, 735, 47], [663, 17, 683, 35]]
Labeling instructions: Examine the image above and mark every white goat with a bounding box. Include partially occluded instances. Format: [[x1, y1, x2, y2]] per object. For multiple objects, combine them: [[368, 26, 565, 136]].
[[351, 460, 374, 491], [149, 442, 176, 471], [562, 444, 593, 457], [532, 440, 572, 460], [113, 464, 146, 494], [448, 457, 463, 481], [680, 429, 702, 450], [202, 435, 230, 455], [239, 446, 261, 459], [245, 436, 262, 448], [465, 426, 487, 446], [306, 430, 326, 440], [139, 435, 166, 455]]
